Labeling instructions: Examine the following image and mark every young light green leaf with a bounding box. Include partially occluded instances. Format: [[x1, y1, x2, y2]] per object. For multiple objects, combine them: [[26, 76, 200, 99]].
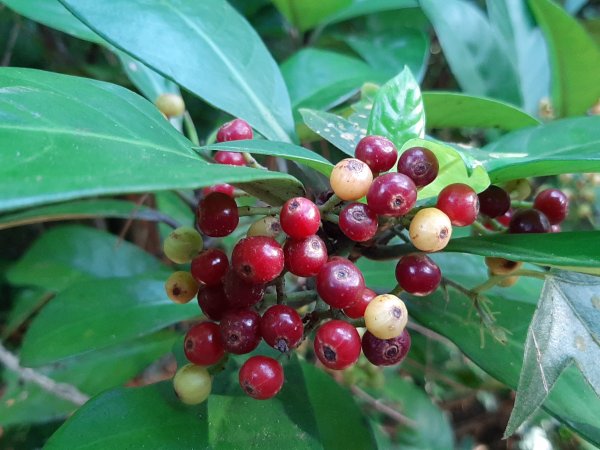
[[323, 0, 418, 25], [300, 108, 363, 156], [272, 0, 351, 31]]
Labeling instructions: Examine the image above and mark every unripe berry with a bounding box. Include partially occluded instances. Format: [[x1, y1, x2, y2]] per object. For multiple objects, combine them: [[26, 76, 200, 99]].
[[216, 118, 253, 142], [330, 158, 373, 201], [316, 258, 365, 308], [485, 257, 523, 275], [214, 151, 246, 166], [314, 320, 361, 370], [247, 216, 281, 238], [239, 356, 284, 400], [534, 189, 569, 224], [396, 147, 439, 188], [184, 322, 225, 366], [436, 183, 479, 226], [354, 135, 398, 173], [163, 226, 203, 264], [343, 288, 376, 319], [498, 275, 519, 287], [173, 364, 211, 405], [232, 237, 284, 284], [191, 249, 229, 287], [364, 294, 408, 340], [409, 208, 452, 252], [165, 271, 199, 304], [197, 192, 239, 237], [395, 254, 441, 296], [367, 172, 417, 217], [339, 202, 378, 242], [261, 305, 303, 353], [362, 329, 411, 366], [155, 93, 185, 117], [280, 197, 321, 239], [504, 179, 531, 201], [283, 235, 328, 277]]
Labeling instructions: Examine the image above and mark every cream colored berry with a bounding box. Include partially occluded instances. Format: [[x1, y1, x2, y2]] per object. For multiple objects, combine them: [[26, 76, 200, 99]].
[[485, 257, 522, 275], [155, 93, 185, 117], [330, 158, 373, 201], [409, 208, 452, 252], [173, 364, 212, 405], [498, 275, 519, 288], [165, 271, 199, 304], [364, 294, 408, 340], [247, 216, 281, 238], [163, 226, 203, 264]]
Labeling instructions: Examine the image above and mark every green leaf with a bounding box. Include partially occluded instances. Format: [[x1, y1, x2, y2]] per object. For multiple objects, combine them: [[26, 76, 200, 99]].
[[59, 0, 294, 141], [420, 0, 522, 105], [505, 271, 600, 437], [367, 67, 425, 148], [200, 140, 334, 177], [7, 225, 166, 292], [19, 276, 198, 367], [529, 0, 600, 117], [0, 68, 301, 213], [271, 0, 351, 31], [2, 288, 52, 339], [423, 92, 541, 131], [300, 108, 363, 156], [481, 116, 600, 183], [324, 0, 418, 25]]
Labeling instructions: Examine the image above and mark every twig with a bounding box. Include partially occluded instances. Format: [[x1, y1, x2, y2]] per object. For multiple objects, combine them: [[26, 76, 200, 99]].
[[237, 205, 280, 217], [350, 385, 417, 427], [406, 320, 454, 347], [242, 152, 266, 170], [275, 276, 286, 305], [318, 194, 343, 213], [182, 111, 200, 146]]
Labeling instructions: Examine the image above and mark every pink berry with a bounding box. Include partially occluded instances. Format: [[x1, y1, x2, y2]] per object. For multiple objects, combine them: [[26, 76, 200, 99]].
[[219, 309, 262, 355], [184, 322, 225, 366]]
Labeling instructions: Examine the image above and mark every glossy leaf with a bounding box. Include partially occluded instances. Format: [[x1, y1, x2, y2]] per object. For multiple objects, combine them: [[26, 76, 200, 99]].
[[505, 271, 600, 437], [59, 0, 294, 141], [529, 0, 600, 117], [423, 92, 541, 131], [20, 276, 198, 367], [272, 0, 351, 31], [2, 288, 52, 339], [420, 0, 522, 105], [117, 52, 181, 103], [300, 109, 363, 156], [324, 0, 418, 25], [367, 67, 425, 148], [0, 68, 301, 213]]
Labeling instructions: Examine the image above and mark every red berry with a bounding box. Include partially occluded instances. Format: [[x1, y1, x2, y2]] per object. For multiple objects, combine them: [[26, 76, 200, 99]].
[[214, 151, 246, 166], [191, 249, 229, 287], [197, 192, 239, 237], [395, 254, 441, 296], [184, 322, 225, 366], [496, 208, 513, 227], [361, 329, 411, 366], [355, 135, 398, 173], [367, 173, 417, 217], [534, 189, 569, 224], [343, 288, 376, 319], [283, 235, 328, 277], [239, 356, 284, 400], [260, 304, 304, 353], [216, 118, 253, 142], [197, 284, 231, 321], [316, 258, 365, 308], [397, 147, 439, 188], [232, 237, 284, 284], [314, 320, 361, 370], [436, 183, 479, 226], [280, 197, 321, 239], [219, 309, 261, 355], [509, 208, 551, 234], [478, 185, 511, 218], [223, 269, 265, 309], [202, 184, 235, 197], [339, 203, 378, 242]]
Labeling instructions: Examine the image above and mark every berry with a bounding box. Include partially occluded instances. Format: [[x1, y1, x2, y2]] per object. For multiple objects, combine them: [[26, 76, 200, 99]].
[[478, 185, 511, 218], [223, 269, 265, 309], [202, 183, 235, 197], [163, 226, 203, 264], [330, 158, 373, 201], [508, 208, 551, 234], [436, 183, 479, 226], [397, 147, 439, 188], [343, 288, 376, 319], [395, 254, 441, 296], [367, 172, 417, 217], [354, 135, 398, 173], [283, 235, 328, 277], [504, 178, 531, 201], [219, 309, 261, 355], [409, 208, 452, 252], [364, 294, 408, 340], [314, 320, 361, 370], [239, 356, 284, 400], [498, 275, 519, 287], [216, 118, 253, 142], [197, 284, 231, 321], [191, 249, 229, 287], [534, 189, 569, 224], [496, 209, 514, 227], [362, 329, 411, 366], [155, 93, 185, 117], [165, 271, 199, 304], [485, 257, 523, 275], [247, 216, 281, 238], [339, 203, 378, 242], [261, 305, 303, 353], [232, 237, 284, 284], [197, 192, 239, 237], [214, 151, 246, 166], [316, 258, 365, 308], [173, 364, 212, 405], [184, 322, 225, 366], [280, 197, 321, 240]]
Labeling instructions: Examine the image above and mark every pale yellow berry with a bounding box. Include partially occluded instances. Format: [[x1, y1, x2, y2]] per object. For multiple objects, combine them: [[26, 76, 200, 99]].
[[165, 271, 199, 304], [498, 275, 519, 288], [173, 364, 211, 405], [364, 294, 408, 340], [155, 93, 185, 117], [330, 158, 373, 201], [409, 208, 452, 252], [504, 179, 531, 201], [247, 216, 281, 238], [163, 226, 203, 264], [485, 257, 523, 275]]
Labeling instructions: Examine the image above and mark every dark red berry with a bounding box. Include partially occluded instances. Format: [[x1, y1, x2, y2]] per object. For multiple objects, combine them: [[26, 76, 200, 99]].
[[280, 197, 321, 239], [260, 305, 304, 353], [339, 203, 378, 242], [316, 258, 365, 308], [367, 173, 417, 217], [214, 151, 246, 166], [232, 237, 284, 284], [355, 135, 398, 173], [478, 185, 511, 218], [436, 183, 479, 226], [362, 329, 411, 366], [534, 189, 569, 224], [191, 249, 229, 287], [395, 254, 441, 296], [239, 356, 284, 400], [314, 320, 361, 370], [219, 309, 261, 355], [216, 118, 253, 142], [343, 288, 376, 319], [397, 147, 439, 187], [184, 322, 225, 366], [508, 208, 551, 234], [283, 235, 328, 277], [197, 192, 239, 237], [197, 284, 231, 321], [202, 183, 235, 197], [223, 269, 265, 309]]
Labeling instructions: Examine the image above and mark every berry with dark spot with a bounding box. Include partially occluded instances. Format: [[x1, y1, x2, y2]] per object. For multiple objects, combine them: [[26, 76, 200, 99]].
[[339, 202, 378, 242], [231, 236, 284, 284], [280, 197, 321, 239], [330, 158, 373, 201], [355, 135, 398, 173], [316, 258, 365, 308], [314, 320, 361, 370], [239, 356, 284, 400], [219, 309, 261, 355], [367, 172, 417, 217], [165, 271, 199, 304], [361, 329, 411, 366], [396, 147, 439, 188], [409, 208, 452, 252], [184, 322, 225, 366], [283, 235, 328, 277], [260, 304, 303, 353], [364, 294, 408, 340]]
